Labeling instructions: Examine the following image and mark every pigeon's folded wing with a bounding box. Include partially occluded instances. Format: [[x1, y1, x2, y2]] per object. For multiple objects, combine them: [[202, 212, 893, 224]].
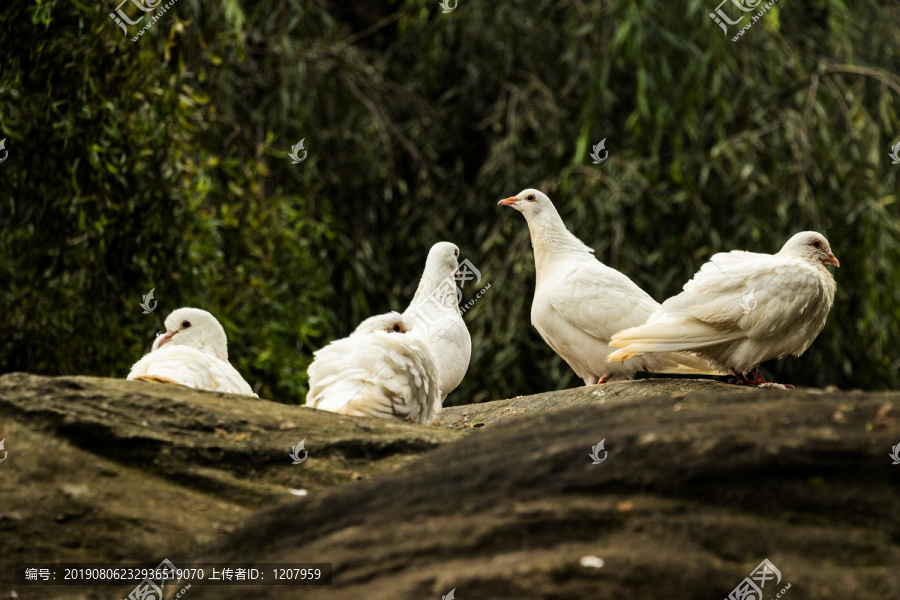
[[671, 251, 828, 338], [206, 357, 258, 397], [547, 263, 660, 343], [610, 251, 829, 356]]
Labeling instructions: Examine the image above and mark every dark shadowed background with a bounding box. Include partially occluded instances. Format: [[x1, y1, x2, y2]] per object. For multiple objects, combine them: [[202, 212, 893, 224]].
[[1, 0, 899, 404]]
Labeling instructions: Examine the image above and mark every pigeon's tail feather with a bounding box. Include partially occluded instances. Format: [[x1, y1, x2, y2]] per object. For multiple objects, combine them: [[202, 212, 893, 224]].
[[642, 352, 728, 375], [606, 347, 640, 362], [608, 318, 741, 363]]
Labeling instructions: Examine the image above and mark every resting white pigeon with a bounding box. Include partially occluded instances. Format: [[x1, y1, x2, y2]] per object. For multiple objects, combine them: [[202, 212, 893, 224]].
[[608, 231, 839, 387], [127, 307, 257, 397], [306, 312, 442, 424], [403, 242, 472, 402], [499, 189, 725, 384]]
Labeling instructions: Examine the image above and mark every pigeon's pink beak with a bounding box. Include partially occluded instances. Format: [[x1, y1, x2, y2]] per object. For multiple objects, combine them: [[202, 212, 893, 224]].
[[825, 253, 840, 267], [498, 197, 518, 206], [157, 330, 177, 348]]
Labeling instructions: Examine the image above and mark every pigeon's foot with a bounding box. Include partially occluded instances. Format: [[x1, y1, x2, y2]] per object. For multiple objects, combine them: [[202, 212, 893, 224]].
[[727, 370, 755, 386], [737, 369, 795, 389], [597, 374, 612, 384], [742, 368, 771, 386]]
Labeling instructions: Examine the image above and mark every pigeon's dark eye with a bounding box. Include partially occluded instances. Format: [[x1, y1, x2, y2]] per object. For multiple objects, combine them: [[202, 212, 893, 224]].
[[392, 323, 403, 333], [454, 249, 459, 257], [811, 240, 821, 248], [526, 194, 536, 201], [182, 321, 191, 328]]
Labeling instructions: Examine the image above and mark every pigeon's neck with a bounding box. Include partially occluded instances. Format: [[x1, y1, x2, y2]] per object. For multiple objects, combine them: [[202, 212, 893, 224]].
[[526, 207, 596, 275], [408, 271, 461, 316]]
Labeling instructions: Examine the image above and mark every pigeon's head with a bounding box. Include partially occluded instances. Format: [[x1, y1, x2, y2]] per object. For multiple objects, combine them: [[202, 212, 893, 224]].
[[354, 311, 409, 335], [780, 231, 840, 268], [154, 307, 230, 360], [424, 241, 461, 279], [498, 188, 552, 218]]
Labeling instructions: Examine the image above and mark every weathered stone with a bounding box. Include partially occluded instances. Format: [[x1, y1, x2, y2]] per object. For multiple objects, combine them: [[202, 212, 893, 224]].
[[0, 373, 461, 599], [1, 374, 898, 599]]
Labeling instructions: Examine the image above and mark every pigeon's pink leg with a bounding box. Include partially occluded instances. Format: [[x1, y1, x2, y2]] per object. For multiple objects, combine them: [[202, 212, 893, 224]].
[[727, 370, 754, 386], [746, 368, 770, 385], [597, 374, 611, 384]]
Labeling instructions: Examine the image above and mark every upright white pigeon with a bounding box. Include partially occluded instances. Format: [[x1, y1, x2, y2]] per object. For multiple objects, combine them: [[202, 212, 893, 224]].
[[403, 242, 472, 401], [499, 189, 725, 384], [608, 231, 839, 386], [127, 307, 258, 397], [306, 312, 442, 424]]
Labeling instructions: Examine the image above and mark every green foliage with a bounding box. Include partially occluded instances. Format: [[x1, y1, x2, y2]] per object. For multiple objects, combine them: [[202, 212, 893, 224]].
[[1, 0, 898, 402]]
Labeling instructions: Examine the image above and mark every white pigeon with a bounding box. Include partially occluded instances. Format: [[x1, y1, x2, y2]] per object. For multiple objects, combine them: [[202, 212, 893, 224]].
[[499, 189, 726, 384], [608, 231, 839, 386], [127, 307, 258, 397], [403, 242, 472, 402], [306, 312, 442, 424]]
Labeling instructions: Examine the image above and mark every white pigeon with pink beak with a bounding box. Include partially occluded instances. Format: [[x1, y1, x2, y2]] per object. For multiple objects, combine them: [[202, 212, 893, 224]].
[[127, 307, 257, 397], [499, 188, 726, 384], [608, 231, 839, 386]]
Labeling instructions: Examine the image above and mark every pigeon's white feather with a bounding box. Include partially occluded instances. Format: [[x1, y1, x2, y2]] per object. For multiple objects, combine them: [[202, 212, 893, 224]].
[[307, 312, 442, 424], [608, 232, 838, 375], [128, 345, 256, 396], [403, 242, 472, 401], [501, 189, 725, 384], [127, 307, 257, 397]]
